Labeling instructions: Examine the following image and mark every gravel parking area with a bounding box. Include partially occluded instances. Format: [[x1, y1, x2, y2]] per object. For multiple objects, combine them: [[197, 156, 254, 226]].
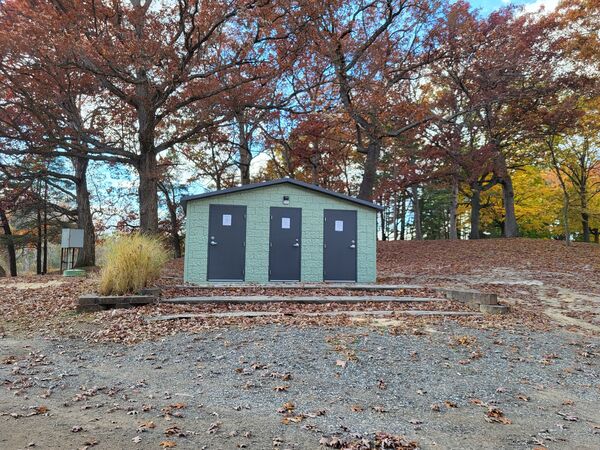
[[1, 323, 599, 449]]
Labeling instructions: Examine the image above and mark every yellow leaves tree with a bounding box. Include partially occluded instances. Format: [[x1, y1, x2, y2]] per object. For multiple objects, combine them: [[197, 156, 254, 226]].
[[478, 167, 563, 238]]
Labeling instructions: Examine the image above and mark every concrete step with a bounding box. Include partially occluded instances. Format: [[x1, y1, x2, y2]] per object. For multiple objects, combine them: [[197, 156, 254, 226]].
[[164, 283, 425, 291], [147, 309, 482, 322], [162, 295, 446, 304]]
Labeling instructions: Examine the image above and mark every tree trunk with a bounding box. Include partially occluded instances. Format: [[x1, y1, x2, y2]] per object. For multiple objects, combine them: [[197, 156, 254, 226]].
[[0, 208, 17, 276], [358, 141, 380, 200], [400, 191, 406, 240], [136, 99, 159, 233], [309, 153, 319, 185], [73, 157, 96, 267], [392, 192, 399, 240], [580, 186, 590, 242], [36, 202, 42, 274], [501, 175, 518, 238], [380, 199, 387, 241], [239, 144, 252, 185], [159, 183, 182, 258], [236, 115, 252, 185], [470, 183, 481, 240], [494, 152, 518, 238], [449, 175, 459, 240], [562, 191, 571, 245], [137, 150, 159, 233], [43, 179, 48, 274], [411, 186, 422, 240], [169, 210, 182, 258]]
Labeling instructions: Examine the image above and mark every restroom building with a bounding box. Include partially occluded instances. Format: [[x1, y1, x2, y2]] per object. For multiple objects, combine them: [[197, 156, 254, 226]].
[[181, 178, 381, 283]]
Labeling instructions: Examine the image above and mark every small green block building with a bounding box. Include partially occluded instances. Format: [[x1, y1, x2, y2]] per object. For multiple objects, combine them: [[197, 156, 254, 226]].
[[181, 178, 381, 284]]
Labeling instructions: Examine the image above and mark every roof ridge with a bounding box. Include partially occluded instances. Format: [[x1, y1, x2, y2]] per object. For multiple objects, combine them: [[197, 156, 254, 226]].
[[181, 178, 383, 211]]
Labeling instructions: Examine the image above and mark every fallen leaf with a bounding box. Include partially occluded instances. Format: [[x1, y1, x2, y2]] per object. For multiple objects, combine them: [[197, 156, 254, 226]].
[[469, 398, 488, 407], [485, 407, 512, 425], [159, 441, 176, 448], [451, 335, 477, 347], [138, 421, 156, 431], [335, 360, 347, 368], [270, 372, 292, 381], [281, 401, 295, 412], [164, 426, 185, 437], [207, 421, 221, 434], [273, 385, 289, 392], [281, 415, 304, 424]]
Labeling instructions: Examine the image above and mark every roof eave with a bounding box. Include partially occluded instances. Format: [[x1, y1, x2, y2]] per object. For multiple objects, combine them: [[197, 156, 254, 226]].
[[180, 179, 384, 212]]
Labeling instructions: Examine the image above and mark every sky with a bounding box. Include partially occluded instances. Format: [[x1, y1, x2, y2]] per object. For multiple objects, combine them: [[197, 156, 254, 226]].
[[469, 0, 560, 14]]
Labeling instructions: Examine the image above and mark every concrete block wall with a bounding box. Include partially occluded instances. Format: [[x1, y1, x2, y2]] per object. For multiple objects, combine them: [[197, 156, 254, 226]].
[[184, 184, 377, 283]]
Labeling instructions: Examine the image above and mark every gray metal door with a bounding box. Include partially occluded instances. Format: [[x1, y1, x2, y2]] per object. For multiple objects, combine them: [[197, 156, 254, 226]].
[[323, 209, 357, 281], [269, 207, 301, 281], [207, 204, 246, 281]]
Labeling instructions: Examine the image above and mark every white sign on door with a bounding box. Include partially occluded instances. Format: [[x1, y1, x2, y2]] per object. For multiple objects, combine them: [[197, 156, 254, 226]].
[[222, 214, 232, 226], [335, 220, 344, 232], [281, 217, 291, 229]]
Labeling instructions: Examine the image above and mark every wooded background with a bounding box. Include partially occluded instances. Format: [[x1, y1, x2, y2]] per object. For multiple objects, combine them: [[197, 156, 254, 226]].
[[0, 0, 598, 275]]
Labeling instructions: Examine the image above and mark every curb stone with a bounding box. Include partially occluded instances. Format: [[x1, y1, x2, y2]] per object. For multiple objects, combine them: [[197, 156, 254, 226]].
[[479, 304, 509, 315]]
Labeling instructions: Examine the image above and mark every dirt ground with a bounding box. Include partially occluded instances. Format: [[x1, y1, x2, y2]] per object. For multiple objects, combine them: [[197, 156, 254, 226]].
[[1, 238, 599, 449], [377, 239, 600, 335]]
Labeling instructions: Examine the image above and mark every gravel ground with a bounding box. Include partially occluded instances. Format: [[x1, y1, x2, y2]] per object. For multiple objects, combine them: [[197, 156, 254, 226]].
[[1, 323, 599, 450]]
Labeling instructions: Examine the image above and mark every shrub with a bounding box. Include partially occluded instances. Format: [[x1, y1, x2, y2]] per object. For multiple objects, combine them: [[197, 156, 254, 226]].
[[99, 233, 169, 296]]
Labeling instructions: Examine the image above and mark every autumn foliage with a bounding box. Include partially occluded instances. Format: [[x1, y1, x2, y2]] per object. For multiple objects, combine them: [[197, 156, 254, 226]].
[[0, 0, 598, 275]]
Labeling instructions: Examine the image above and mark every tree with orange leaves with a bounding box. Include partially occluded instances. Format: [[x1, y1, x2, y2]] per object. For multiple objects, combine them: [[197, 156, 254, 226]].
[[0, 0, 298, 233]]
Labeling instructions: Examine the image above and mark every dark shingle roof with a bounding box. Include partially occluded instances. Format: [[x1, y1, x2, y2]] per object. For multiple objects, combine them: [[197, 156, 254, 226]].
[[181, 178, 383, 211]]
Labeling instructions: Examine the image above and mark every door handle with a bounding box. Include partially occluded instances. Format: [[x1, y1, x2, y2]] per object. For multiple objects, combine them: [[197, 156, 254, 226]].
[[293, 242, 300, 247], [349, 244, 356, 249], [210, 240, 218, 246]]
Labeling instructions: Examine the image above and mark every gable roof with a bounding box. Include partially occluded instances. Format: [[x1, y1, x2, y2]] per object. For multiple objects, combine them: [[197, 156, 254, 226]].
[[181, 178, 383, 211]]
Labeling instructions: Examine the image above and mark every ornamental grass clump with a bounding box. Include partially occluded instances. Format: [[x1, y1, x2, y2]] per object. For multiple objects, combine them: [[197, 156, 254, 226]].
[[99, 233, 169, 296]]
